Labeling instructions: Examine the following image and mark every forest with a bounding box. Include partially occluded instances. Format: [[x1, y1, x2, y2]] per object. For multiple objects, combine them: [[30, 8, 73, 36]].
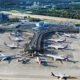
[[31, 8, 80, 19]]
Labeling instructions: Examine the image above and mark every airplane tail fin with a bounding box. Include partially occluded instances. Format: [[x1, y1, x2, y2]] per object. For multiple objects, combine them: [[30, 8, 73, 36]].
[[8, 36, 11, 40], [52, 57, 56, 62], [51, 72, 55, 76], [4, 42, 8, 47], [37, 57, 41, 64], [64, 56, 69, 61], [64, 44, 68, 49], [63, 38, 66, 42]]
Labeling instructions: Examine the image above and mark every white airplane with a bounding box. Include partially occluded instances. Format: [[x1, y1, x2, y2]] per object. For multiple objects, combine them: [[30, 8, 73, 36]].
[[47, 44, 68, 50], [10, 32, 23, 37], [9, 36, 24, 42], [4, 42, 19, 49], [48, 38, 66, 42], [46, 54, 69, 62], [51, 72, 76, 80], [18, 57, 30, 64], [64, 33, 77, 39], [19, 19, 27, 23], [0, 53, 16, 63]]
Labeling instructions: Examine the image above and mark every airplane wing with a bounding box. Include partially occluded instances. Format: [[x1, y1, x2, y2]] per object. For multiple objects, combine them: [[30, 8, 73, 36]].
[[0, 57, 6, 62], [48, 45, 61, 49], [52, 39, 58, 42], [50, 38, 65, 42], [4, 42, 8, 47], [8, 59, 12, 64], [52, 77, 64, 80], [4, 42, 14, 48], [59, 78, 62, 80], [52, 76, 64, 80], [60, 60, 63, 64], [0, 54, 5, 56]]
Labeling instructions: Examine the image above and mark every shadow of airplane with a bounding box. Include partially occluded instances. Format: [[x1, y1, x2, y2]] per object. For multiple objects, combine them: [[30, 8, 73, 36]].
[[41, 61, 57, 68]]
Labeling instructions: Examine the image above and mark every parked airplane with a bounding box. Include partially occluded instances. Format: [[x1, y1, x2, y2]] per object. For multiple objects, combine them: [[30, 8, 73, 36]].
[[51, 72, 76, 80], [47, 44, 68, 50], [9, 37, 24, 42], [19, 19, 27, 23], [46, 54, 69, 62], [23, 33, 33, 37], [10, 32, 23, 37], [47, 38, 66, 42], [64, 33, 77, 39], [0, 54, 16, 63], [18, 57, 30, 64], [4, 42, 19, 49]]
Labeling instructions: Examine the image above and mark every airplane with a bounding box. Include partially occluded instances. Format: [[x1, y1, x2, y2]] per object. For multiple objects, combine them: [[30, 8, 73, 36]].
[[0, 54, 16, 63], [9, 36, 24, 42], [4, 42, 19, 49], [47, 38, 66, 43], [23, 33, 33, 37], [64, 33, 77, 39], [46, 44, 68, 50], [51, 72, 76, 80], [18, 57, 30, 64], [10, 32, 23, 37], [19, 19, 27, 23], [21, 33, 33, 39], [45, 54, 69, 62], [55, 32, 64, 36]]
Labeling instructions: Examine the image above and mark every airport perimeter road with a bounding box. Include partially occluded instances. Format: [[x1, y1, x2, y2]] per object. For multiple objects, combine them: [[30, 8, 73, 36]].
[[1, 11, 80, 24]]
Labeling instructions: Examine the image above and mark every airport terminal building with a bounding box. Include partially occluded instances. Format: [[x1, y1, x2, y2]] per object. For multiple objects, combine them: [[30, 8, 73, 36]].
[[0, 13, 8, 23]]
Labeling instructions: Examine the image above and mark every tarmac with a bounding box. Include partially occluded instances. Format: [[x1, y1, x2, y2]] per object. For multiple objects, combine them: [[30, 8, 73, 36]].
[[0, 32, 80, 80]]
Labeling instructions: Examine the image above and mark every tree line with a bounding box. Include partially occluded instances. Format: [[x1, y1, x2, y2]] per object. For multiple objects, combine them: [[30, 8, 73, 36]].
[[31, 8, 80, 19]]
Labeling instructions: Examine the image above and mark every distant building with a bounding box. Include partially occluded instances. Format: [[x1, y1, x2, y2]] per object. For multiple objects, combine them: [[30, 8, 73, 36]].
[[44, 5, 52, 9], [75, 24, 80, 30], [33, 2, 40, 6]]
